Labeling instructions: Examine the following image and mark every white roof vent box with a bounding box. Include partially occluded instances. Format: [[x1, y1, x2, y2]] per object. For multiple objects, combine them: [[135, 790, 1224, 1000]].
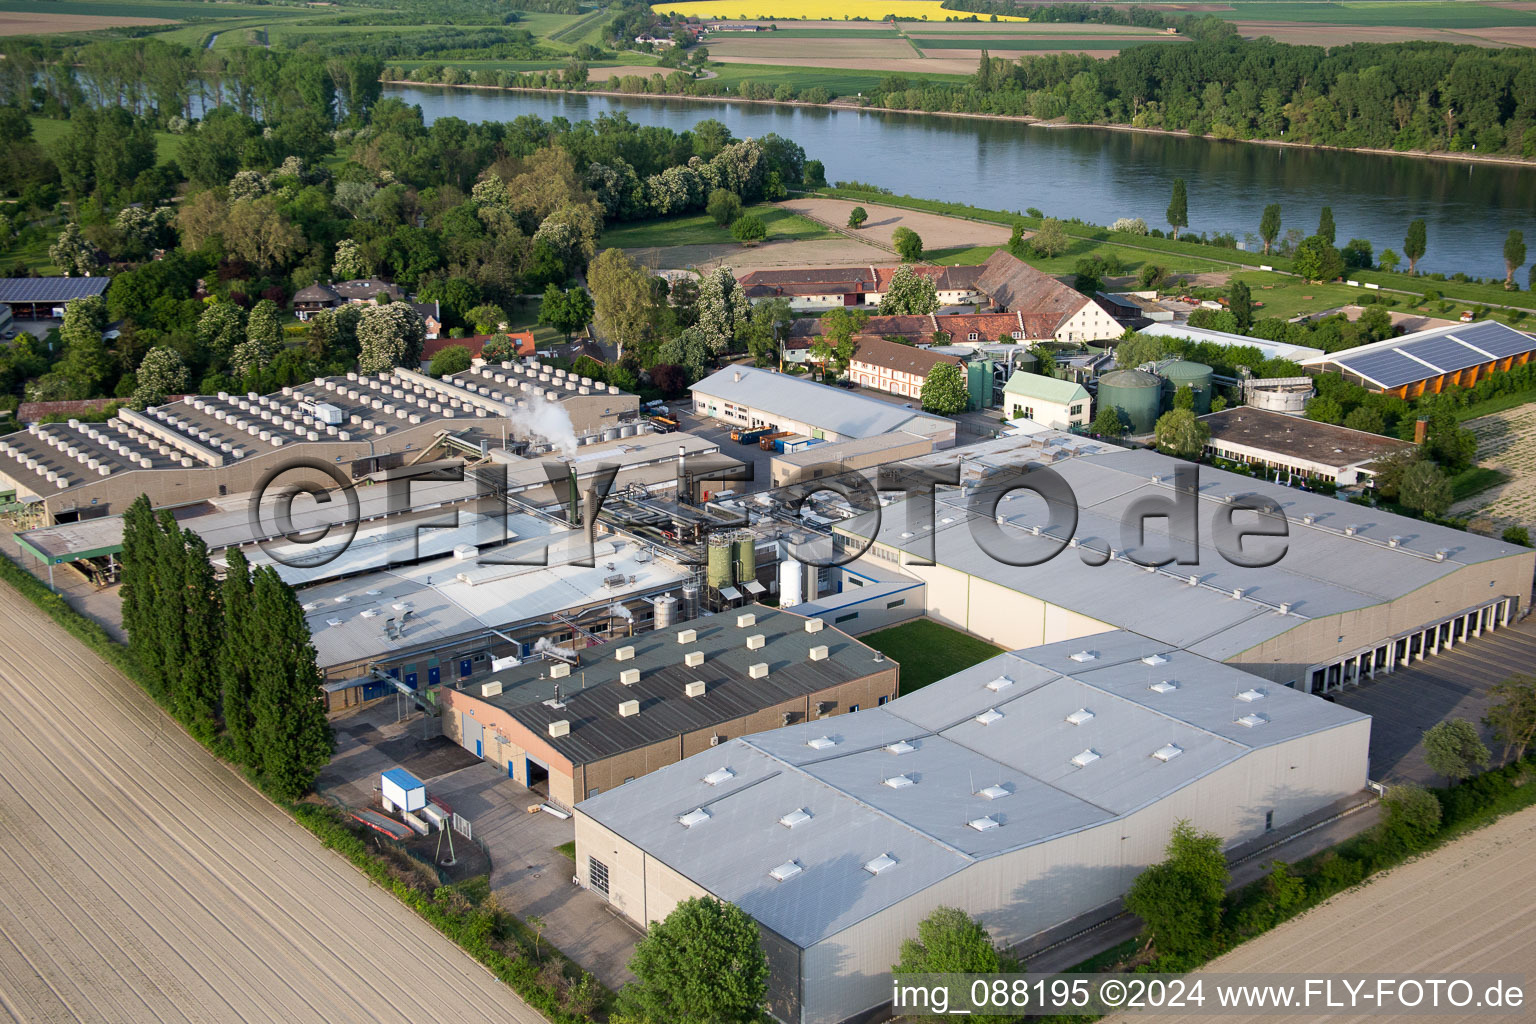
[[884, 740, 916, 755], [968, 815, 1000, 832], [985, 675, 1013, 693], [1141, 653, 1169, 666], [1068, 650, 1096, 663], [779, 808, 812, 829], [769, 860, 802, 882], [1149, 679, 1179, 694], [1065, 708, 1095, 726], [702, 767, 734, 786], [1070, 748, 1100, 768], [1236, 688, 1266, 702], [975, 708, 1004, 726], [1152, 743, 1184, 762], [678, 807, 710, 828], [883, 774, 915, 789], [978, 784, 1010, 800], [864, 853, 897, 875]]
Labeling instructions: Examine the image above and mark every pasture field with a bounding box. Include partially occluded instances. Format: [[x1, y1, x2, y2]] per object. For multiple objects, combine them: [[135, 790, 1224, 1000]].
[[652, 1, 1029, 22], [914, 35, 1183, 49], [738, 27, 905, 37], [0, 12, 174, 34], [708, 36, 917, 57], [0, 0, 311, 18], [1217, 0, 1536, 26]]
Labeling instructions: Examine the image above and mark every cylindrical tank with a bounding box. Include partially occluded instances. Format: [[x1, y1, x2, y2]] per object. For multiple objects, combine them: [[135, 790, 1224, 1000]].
[[653, 593, 677, 630], [778, 557, 804, 609], [1158, 360, 1214, 415], [734, 530, 756, 586], [619, 423, 636, 437], [603, 426, 620, 442], [706, 533, 734, 590], [680, 585, 699, 622], [1097, 368, 1162, 435]]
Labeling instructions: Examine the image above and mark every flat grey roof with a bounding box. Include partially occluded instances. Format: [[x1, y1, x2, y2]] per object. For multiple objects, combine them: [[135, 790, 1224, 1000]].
[[480, 606, 885, 765], [579, 630, 1367, 948], [839, 444, 1526, 661], [1201, 407, 1412, 470], [772, 432, 932, 468], [691, 366, 953, 440]]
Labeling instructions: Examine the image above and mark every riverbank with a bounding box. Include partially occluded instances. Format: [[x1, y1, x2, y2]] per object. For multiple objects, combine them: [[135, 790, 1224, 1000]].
[[382, 78, 1536, 171]]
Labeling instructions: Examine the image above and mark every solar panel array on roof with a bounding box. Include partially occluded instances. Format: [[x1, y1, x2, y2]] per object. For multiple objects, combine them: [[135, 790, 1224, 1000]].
[[1318, 321, 1536, 388], [0, 277, 111, 303]]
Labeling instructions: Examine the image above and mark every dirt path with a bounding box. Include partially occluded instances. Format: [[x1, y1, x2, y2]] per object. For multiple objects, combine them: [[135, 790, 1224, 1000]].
[[626, 236, 892, 273], [0, 583, 544, 1024], [1111, 803, 1536, 1022]]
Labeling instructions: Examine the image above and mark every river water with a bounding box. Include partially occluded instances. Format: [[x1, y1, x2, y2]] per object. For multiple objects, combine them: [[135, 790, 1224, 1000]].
[[387, 85, 1535, 281]]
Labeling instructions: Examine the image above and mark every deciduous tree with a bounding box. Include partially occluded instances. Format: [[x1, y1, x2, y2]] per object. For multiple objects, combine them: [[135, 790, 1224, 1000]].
[[1404, 218, 1427, 274], [893, 226, 923, 262], [730, 213, 766, 245], [429, 344, 473, 377], [248, 566, 334, 801], [1124, 821, 1228, 968], [1293, 235, 1344, 283], [878, 264, 939, 315], [131, 346, 189, 409], [1398, 459, 1452, 517], [1258, 203, 1281, 255], [1316, 205, 1335, 246], [1154, 407, 1209, 458], [695, 266, 749, 356], [538, 284, 595, 341], [1503, 229, 1526, 289], [620, 896, 767, 1024], [920, 361, 969, 414], [1028, 218, 1070, 258], [1483, 674, 1536, 762], [706, 187, 742, 226], [1422, 719, 1490, 785], [357, 302, 426, 373], [847, 206, 867, 229], [1166, 178, 1188, 240]]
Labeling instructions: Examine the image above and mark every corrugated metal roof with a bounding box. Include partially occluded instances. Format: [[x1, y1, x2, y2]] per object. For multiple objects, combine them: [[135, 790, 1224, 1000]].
[[690, 366, 953, 440], [578, 632, 1367, 948], [0, 277, 110, 304]]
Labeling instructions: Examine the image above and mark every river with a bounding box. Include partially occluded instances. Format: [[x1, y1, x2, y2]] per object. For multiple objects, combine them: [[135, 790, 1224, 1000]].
[[387, 85, 1535, 282]]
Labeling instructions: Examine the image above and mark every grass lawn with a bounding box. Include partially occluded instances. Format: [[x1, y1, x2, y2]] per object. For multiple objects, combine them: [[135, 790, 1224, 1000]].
[[1451, 466, 1509, 503], [600, 203, 834, 249], [1224, 271, 1367, 321], [861, 618, 1004, 695], [923, 244, 1000, 266], [503, 295, 567, 348], [0, 234, 59, 275], [705, 62, 967, 95], [1453, 388, 1536, 423], [30, 115, 181, 164], [555, 840, 576, 861]]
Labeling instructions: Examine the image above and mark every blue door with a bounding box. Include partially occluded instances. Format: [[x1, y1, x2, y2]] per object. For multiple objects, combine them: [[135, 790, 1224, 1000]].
[[387, 667, 399, 679], [508, 761, 516, 779], [476, 739, 483, 758], [459, 659, 472, 677], [428, 665, 441, 686], [404, 671, 418, 689]]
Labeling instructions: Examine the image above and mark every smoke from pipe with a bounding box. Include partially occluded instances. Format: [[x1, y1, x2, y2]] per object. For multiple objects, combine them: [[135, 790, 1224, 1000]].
[[508, 400, 578, 455], [609, 602, 633, 620]]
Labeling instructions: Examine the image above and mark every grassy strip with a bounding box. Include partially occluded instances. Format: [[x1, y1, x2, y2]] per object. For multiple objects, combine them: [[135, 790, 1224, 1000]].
[[1452, 387, 1536, 423], [600, 202, 833, 248], [294, 804, 604, 1022], [862, 618, 1005, 694], [556, 840, 577, 862], [1450, 466, 1509, 503]]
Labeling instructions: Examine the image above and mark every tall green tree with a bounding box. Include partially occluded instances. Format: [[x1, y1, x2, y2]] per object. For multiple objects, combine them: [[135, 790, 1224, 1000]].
[[1422, 719, 1490, 785], [879, 264, 940, 316], [1028, 218, 1070, 258], [119, 494, 157, 666], [1398, 459, 1452, 516], [893, 906, 1018, 1023], [177, 529, 222, 743], [1258, 203, 1281, 255], [893, 226, 924, 262], [220, 548, 261, 774], [1503, 229, 1526, 289], [1404, 219, 1427, 274], [620, 896, 768, 1024], [1316, 206, 1335, 246], [57, 295, 115, 397], [1483, 674, 1536, 763], [921, 361, 970, 414], [847, 206, 868, 229], [1228, 279, 1253, 333], [1124, 821, 1228, 968], [148, 509, 189, 706], [249, 566, 334, 801], [1293, 235, 1344, 283], [1154, 408, 1209, 458], [694, 266, 750, 356], [1166, 178, 1188, 240]]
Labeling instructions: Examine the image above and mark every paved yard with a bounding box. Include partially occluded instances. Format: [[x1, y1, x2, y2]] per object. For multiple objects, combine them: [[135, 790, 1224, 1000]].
[[1450, 403, 1536, 534], [1335, 613, 1536, 784], [316, 700, 478, 808], [423, 763, 642, 991]]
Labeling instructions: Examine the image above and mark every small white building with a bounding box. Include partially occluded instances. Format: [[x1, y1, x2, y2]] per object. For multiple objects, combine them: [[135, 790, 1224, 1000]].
[[1001, 371, 1091, 430]]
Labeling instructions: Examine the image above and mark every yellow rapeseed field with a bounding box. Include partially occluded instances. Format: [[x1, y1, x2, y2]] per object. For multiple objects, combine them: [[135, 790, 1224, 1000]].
[[650, 1, 1029, 22]]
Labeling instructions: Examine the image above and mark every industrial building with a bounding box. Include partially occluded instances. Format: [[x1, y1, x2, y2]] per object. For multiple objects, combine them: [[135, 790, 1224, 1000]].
[[1298, 319, 1536, 397], [1138, 321, 1326, 364], [1001, 372, 1091, 430], [443, 606, 896, 807], [690, 366, 957, 448], [0, 276, 109, 320], [769, 433, 934, 488], [1096, 290, 1179, 325], [1201, 407, 1414, 486], [0, 359, 641, 523], [575, 630, 1370, 1024], [833, 438, 1534, 694]]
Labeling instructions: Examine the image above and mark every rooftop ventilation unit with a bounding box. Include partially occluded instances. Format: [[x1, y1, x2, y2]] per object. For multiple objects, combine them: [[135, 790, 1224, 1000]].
[[549, 663, 570, 679], [979, 785, 1010, 800], [1152, 743, 1183, 762], [864, 854, 897, 875], [1388, 536, 1403, 548], [1069, 651, 1096, 663], [769, 860, 802, 882], [677, 628, 697, 644], [479, 681, 503, 698], [620, 668, 640, 686], [1070, 748, 1101, 768], [1065, 708, 1095, 726], [685, 650, 705, 668], [778, 809, 812, 829], [1236, 713, 1268, 728], [1344, 524, 1358, 536], [702, 767, 734, 786], [615, 645, 635, 661], [618, 699, 640, 717], [885, 740, 915, 755], [883, 774, 914, 789], [1149, 680, 1178, 694], [967, 816, 1000, 832], [737, 612, 756, 628], [749, 663, 769, 679], [985, 675, 1013, 693], [678, 807, 710, 828], [804, 618, 824, 633], [1236, 688, 1266, 702], [975, 709, 1003, 726], [746, 634, 765, 651], [1141, 653, 1168, 666], [806, 736, 836, 750], [808, 645, 828, 661], [685, 680, 707, 698], [548, 720, 570, 738]]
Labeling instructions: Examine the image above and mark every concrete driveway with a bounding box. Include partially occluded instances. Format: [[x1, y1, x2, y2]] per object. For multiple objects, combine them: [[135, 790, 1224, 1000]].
[[424, 762, 643, 991]]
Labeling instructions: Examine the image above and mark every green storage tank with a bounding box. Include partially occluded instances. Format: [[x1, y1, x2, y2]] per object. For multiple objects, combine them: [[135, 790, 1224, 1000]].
[[706, 533, 734, 590], [1096, 368, 1163, 435], [1159, 359, 1215, 415], [733, 530, 757, 586]]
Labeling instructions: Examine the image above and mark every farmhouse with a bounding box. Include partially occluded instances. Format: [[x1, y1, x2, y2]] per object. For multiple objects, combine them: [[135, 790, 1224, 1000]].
[[738, 264, 984, 311], [1297, 319, 1536, 398], [974, 250, 1121, 343], [847, 337, 988, 409]]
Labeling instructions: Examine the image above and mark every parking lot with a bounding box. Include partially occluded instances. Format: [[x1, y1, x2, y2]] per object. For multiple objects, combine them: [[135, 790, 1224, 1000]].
[[1336, 613, 1536, 784]]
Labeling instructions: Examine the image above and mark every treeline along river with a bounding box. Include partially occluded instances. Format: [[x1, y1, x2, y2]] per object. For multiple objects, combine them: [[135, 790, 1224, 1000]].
[[389, 84, 1536, 282]]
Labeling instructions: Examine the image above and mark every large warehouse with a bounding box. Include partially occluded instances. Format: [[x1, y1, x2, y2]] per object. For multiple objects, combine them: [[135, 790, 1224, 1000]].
[[833, 439, 1533, 694], [1298, 319, 1536, 397], [690, 366, 956, 447], [442, 606, 896, 806], [576, 630, 1370, 1024]]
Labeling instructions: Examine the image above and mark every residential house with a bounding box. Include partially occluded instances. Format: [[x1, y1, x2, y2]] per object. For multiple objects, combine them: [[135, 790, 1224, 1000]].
[[292, 278, 407, 321], [738, 265, 984, 311], [848, 337, 989, 410], [974, 251, 1121, 343]]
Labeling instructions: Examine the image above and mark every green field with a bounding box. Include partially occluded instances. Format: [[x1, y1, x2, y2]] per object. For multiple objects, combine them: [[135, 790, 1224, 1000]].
[[600, 203, 834, 249], [913, 35, 1183, 49], [29, 116, 181, 164], [741, 28, 903, 37], [1217, 0, 1536, 27], [861, 619, 1005, 695], [0, 0, 314, 18], [706, 62, 967, 93]]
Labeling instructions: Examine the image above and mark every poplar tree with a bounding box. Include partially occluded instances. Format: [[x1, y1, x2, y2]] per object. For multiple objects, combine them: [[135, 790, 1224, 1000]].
[[1166, 178, 1188, 240], [220, 548, 260, 773], [119, 494, 156, 659], [1404, 219, 1427, 274], [177, 529, 222, 743], [249, 567, 333, 801], [1316, 206, 1335, 246]]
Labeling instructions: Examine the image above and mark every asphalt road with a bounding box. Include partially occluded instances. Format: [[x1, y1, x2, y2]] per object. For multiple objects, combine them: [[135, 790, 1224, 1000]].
[[0, 584, 545, 1024]]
